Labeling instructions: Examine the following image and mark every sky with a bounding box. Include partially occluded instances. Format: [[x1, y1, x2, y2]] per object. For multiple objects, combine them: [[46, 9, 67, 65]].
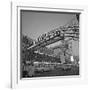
[[21, 10, 79, 57], [21, 10, 77, 40]]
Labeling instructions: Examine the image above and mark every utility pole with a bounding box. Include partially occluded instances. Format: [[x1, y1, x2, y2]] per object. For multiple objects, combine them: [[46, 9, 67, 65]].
[[76, 14, 79, 23]]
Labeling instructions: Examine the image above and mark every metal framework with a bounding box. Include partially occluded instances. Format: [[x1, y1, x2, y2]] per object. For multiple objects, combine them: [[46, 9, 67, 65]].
[[27, 16, 79, 51]]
